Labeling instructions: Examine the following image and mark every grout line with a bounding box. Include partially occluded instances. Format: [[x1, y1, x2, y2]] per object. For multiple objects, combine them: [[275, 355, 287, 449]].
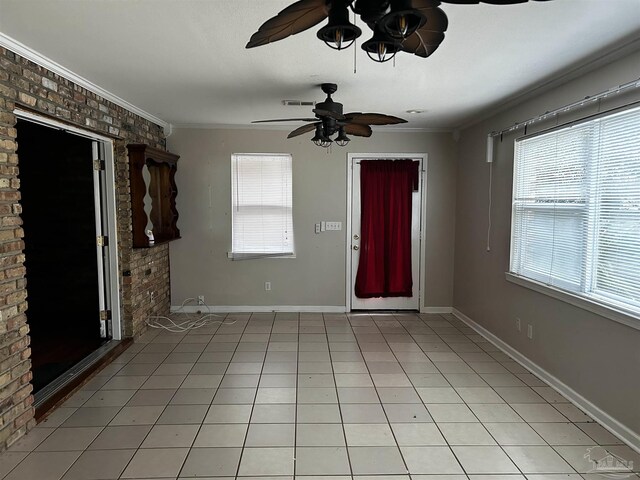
[[230, 312, 273, 479], [325, 312, 356, 477]]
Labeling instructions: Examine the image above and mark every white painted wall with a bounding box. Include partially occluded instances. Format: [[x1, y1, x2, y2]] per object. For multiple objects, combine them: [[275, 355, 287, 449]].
[[454, 50, 640, 446], [167, 128, 457, 310]]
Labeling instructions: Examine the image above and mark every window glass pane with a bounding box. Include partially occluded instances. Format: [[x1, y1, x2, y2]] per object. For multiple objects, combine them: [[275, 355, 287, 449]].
[[511, 105, 640, 318], [231, 154, 294, 257], [592, 109, 640, 306]]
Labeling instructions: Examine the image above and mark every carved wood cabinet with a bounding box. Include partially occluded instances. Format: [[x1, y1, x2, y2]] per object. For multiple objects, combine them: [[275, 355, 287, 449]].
[[127, 144, 180, 248]]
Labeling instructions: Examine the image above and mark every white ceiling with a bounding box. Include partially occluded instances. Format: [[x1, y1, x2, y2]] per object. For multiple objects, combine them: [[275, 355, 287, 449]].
[[1, 0, 639, 131]]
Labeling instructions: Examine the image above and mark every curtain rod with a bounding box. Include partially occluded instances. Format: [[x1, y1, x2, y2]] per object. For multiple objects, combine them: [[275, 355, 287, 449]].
[[489, 77, 640, 139]]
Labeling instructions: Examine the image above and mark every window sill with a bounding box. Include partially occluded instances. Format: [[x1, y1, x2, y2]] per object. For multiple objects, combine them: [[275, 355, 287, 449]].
[[505, 272, 640, 331], [227, 252, 296, 260]]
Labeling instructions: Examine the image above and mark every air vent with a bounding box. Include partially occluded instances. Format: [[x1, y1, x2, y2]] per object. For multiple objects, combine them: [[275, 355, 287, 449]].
[[282, 100, 316, 106]]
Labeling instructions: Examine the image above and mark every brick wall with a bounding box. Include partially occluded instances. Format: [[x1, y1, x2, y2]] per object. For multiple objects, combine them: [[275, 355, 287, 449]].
[[0, 46, 172, 449]]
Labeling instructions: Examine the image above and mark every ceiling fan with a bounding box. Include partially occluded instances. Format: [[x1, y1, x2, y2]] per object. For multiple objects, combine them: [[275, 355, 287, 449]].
[[253, 83, 407, 147], [247, 0, 551, 63]]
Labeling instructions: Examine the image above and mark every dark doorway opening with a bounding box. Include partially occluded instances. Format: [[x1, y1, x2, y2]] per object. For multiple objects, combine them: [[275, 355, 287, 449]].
[[17, 119, 107, 394]]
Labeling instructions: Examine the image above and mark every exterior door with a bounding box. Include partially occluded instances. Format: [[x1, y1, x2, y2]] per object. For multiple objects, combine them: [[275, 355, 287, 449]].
[[349, 155, 424, 310]]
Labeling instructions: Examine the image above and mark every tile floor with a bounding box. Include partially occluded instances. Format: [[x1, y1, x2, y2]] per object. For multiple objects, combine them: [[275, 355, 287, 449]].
[[1, 312, 638, 480]]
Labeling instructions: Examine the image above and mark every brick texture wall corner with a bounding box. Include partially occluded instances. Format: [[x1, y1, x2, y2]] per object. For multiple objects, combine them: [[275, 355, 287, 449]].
[[0, 46, 173, 450]]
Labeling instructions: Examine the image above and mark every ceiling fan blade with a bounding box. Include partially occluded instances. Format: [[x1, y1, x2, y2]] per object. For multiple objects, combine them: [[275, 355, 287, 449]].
[[288, 123, 320, 138], [246, 0, 329, 48], [252, 118, 319, 123], [313, 108, 346, 121], [344, 124, 372, 137], [401, 2, 448, 58], [345, 113, 408, 125], [411, 0, 449, 32], [440, 1, 545, 4]]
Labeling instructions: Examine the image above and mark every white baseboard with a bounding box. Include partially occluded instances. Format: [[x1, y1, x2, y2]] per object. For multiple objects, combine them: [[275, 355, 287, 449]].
[[172, 305, 348, 313], [421, 307, 453, 314], [452, 308, 640, 453]]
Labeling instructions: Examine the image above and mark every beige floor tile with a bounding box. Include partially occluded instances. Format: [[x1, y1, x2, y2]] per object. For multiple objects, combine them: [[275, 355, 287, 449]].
[[141, 424, 199, 448], [0, 452, 28, 478], [88, 425, 152, 449], [204, 404, 253, 423], [438, 422, 496, 445], [452, 446, 520, 474], [297, 424, 345, 446], [245, 423, 295, 446], [239, 447, 295, 476], [297, 404, 342, 423], [530, 422, 595, 445], [4, 451, 81, 480], [61, 448, 135, 480], [35, 427, 102, 451], [194, 423, 248, 447], [157, 404, 209, 424], [344, 424, 396, 446], [400, 446, 464, 474], [110, 405, 164, 425], [484, 422, 546, 445], [121, 447, 189, 478], [503, 446, 575, 473], [391, 423, 447, 446], [7, 428, 53, 452]]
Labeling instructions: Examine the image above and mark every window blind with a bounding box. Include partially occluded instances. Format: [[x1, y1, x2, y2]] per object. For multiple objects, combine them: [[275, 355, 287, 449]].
[[231, 153, 294, 259], [510, 105, 640, 317]]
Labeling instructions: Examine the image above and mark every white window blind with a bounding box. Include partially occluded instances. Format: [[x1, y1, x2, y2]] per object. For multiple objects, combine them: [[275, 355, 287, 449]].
[[231, 153, 294, 259], [510, 105, 640, 318]]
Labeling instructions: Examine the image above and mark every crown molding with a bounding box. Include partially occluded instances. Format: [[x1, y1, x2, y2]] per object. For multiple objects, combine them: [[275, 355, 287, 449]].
[[457, 33, 640, 132], [172, 122, 453, 134], [0, 32, 170, 132]]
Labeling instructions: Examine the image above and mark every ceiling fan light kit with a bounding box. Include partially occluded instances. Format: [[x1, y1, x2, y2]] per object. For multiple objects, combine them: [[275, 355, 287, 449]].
[[246, 0, 552, 63], [317, 0, 361, 50], [253, 83, 407, 148]]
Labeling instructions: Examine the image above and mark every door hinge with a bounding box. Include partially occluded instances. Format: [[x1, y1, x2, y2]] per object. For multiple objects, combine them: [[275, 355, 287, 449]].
[[93, 160, 105, 171], [97, 235, 108, 247], [99, 310, 111, 338]]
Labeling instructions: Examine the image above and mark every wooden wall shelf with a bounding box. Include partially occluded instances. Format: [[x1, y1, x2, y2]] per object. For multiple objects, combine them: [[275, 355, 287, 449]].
[[127, 144, 180, 248]]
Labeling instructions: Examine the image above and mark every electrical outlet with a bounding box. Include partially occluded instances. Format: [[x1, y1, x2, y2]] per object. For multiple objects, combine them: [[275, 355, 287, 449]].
[[197, 295, 205, 305], [265, 282, 271, 291], [527, 324, 533, 339], [150, 291, 155, 301], [315, 223, 321, 234], [515, 317, 521, 332]]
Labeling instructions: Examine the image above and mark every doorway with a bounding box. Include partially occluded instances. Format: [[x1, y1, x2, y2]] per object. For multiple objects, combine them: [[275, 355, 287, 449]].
[[16, 115, 118, 395], [347, 154, 426, 311]]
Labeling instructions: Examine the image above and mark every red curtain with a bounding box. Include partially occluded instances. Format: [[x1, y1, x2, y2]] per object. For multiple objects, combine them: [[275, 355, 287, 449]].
[[355, 160, 419, 298]]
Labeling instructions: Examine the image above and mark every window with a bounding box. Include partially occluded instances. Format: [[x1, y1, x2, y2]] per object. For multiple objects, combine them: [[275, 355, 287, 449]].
[[231, 153, 294, 259], [510, 105, 640, 318]]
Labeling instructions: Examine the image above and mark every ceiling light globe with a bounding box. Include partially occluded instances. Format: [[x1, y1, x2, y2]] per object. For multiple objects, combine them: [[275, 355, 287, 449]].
[[379, 0, 427, 40], [317, 1, 361, 50], [335, 127, 350, 147], [362, 27, 401, 63]]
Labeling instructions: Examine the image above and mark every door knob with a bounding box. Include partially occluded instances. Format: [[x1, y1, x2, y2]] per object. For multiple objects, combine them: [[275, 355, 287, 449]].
[[353, 245, 359, 250], [353, 234, 360, 240]]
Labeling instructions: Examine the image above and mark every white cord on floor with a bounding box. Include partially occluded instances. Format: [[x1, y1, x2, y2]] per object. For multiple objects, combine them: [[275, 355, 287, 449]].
[[146, 297, 236, 333]]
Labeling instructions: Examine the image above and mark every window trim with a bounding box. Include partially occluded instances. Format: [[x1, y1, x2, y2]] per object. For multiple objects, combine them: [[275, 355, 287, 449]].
[[228, 152, 295, 260], [505, 272, 640, 331]]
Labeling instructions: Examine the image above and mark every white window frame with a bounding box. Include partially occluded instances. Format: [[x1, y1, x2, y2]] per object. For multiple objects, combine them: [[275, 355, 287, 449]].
[[507, 105, 640, 331], [229, 153, 295, 260]]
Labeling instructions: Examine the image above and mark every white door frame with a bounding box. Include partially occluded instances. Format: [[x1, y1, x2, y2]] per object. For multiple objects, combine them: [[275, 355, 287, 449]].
[[14, 109, 122, 340], [346, 152, 428, 312]]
